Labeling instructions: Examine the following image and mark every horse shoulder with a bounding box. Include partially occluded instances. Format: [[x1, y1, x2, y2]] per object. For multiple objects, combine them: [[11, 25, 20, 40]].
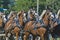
[[5, 20, 12, 27], [0, 18, 3, 23]]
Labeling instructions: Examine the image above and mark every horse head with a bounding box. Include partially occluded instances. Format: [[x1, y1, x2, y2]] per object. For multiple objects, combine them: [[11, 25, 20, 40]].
[[18, 10, 25, 27], [4, 11, 17, 30], [49, 12, 60, 31], [9, 11, 17, 20], [29, 11, 35, 21], [41, 10, 51, 27]]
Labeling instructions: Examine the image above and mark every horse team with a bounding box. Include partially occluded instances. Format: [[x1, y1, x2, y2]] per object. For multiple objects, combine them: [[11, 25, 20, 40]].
[[0, 9, 60, 40]]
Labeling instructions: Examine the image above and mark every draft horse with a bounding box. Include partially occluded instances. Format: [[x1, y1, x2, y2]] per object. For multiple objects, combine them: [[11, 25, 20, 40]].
[[23, 10, 51, 40], [49, 11, 60, 40], [17, 10, 27, 40], [4, 11, 20, 40]]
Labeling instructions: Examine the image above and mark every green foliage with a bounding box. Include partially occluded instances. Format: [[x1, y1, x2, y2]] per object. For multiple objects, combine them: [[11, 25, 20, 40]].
[[0, 0, 60, 13], [46, 0, 60, 13], [0, 0, 3, 7], [12, 0, 37, 11]]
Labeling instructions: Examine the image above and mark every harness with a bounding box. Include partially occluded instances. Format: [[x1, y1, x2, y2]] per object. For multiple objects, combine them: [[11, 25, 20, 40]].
[[50, 15, 60, 25], [33, 22, 38, 30], [23, 13, 27, 24], [33, 20, 46, 30], [56, 19, 60, 24]]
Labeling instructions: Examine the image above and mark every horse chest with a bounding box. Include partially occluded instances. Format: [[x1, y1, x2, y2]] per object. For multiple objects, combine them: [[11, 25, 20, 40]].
[[43, 19, 48, 24], [0, 19, 3, 23], [5, 21, 14, 31], [0, 18, 3, 26]]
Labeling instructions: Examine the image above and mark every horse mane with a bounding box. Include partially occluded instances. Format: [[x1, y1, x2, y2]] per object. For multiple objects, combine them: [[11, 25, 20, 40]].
[[57, 10, 60, 18], [42, 10, 50, 19], [18, 11, 24, 17], [18, 13, 21, 17], [42, 11, 46, 18], [57, 10, 60, 15], [42, 13, 46, 19], [39, 10, 46, 20]]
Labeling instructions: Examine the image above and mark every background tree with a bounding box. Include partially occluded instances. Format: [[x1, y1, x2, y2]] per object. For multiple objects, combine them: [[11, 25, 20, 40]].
[[0, 0, 60, 14]]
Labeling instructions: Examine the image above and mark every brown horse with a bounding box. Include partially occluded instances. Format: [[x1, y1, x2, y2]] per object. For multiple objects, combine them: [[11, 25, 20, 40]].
[[23, 10, 51, 40], [17, 10, 27, 40], [0, 14, 5, 32], [11, 22, 20, 40], [0, 15, 3, 27], [49, 12, 60, 40], [4, 11, 20, 40]]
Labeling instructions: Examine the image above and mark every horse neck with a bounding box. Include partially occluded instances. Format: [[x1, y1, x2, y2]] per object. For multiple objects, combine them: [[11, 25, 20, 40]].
[[24, 21, 34, 31], [19, 14, 24, 26], [30, 13, 35, 20], [7, 18, 13, 24], [42, 15, 49, 26], [10, 19, 13, 23], [5, 19, 13, 29], [0, 17, 3, 26], [50, 19, 58, 29]]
